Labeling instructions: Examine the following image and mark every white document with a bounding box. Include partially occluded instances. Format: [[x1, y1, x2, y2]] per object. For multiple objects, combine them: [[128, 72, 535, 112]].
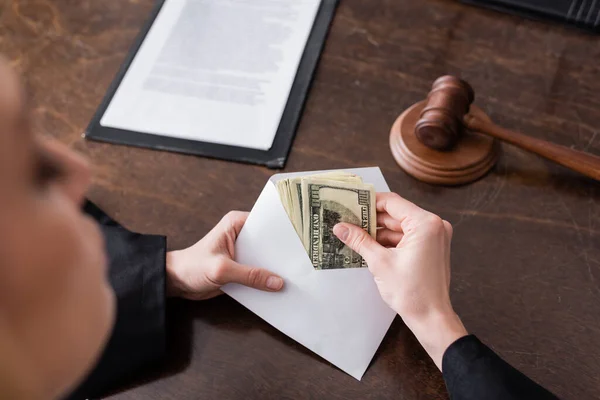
[[100, 0, 321, 150], [222, 167, 397, 380]]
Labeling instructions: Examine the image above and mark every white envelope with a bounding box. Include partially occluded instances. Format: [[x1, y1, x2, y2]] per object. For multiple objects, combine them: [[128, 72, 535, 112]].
[[222, 167, 396, 380]]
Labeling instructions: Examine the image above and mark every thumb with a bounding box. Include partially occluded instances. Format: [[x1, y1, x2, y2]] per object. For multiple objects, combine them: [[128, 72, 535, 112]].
[[221, 260, 284, 292], [333, 223, 385, 264]]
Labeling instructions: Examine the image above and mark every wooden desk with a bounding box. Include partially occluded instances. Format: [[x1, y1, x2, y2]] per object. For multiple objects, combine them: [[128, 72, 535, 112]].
[[2, 0, 599, 398]]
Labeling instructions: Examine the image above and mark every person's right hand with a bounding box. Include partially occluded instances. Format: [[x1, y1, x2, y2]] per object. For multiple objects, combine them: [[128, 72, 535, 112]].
[[332, 192, 468, 370]]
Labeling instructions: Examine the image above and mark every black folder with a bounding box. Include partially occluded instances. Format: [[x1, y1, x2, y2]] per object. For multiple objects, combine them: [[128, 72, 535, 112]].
[[461, 0, 600, 33], [85, 0, 339, 168]]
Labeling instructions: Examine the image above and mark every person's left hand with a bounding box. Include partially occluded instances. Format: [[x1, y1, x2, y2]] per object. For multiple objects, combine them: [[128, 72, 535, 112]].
[[165, 211, 284, 300]]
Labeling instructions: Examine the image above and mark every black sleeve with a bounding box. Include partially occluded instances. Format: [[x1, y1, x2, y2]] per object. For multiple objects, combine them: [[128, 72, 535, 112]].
[[442, 335, 559, 400], [66, 201, 167, 400]]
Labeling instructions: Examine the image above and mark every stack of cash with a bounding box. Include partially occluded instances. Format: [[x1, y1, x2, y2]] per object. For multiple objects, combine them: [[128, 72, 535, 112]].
[[276, 172, 376, 270]]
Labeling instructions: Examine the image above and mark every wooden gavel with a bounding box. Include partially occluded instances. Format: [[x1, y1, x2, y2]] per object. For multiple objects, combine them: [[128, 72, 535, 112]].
[[414, 76, 600, 181]]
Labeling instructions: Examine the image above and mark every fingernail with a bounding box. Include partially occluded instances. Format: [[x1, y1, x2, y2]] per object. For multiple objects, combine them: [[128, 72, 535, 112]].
[[266, 276, 283, 290], [333, 224, 349, 241]]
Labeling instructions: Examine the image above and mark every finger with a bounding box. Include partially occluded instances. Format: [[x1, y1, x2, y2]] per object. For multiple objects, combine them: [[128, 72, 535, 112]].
[[333, 223, 387, 263], [220, 211, 250, 237], [220, 260, 284, 292], [376, 228, 404, 247], [376, 192, 424, 223], [376, 212, 403, 232]]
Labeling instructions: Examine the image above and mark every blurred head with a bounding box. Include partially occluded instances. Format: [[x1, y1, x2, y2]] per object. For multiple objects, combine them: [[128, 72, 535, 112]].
[[0, 57, 115, 398]]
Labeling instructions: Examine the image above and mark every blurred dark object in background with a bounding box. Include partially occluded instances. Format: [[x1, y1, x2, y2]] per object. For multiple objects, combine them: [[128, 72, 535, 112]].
[[461, 0, 600, 33]]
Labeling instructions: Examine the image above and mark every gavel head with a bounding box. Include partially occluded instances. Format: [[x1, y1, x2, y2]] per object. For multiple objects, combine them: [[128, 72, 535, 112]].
[[414, 76, 475, 150]]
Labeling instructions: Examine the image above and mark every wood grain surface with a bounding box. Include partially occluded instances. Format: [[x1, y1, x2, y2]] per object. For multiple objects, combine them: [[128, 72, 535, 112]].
[[1, 0, 599, 399]]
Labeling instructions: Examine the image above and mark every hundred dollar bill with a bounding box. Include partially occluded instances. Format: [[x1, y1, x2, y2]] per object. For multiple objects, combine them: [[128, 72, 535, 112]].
[[277, 172, 363, 239], [277, 177, 303, 238], [275, 171, 375, 269], [301, 178, 375, 269]]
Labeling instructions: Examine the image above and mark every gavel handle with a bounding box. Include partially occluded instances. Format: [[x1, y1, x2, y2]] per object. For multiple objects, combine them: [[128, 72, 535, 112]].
[[464, 115, 600, 181]]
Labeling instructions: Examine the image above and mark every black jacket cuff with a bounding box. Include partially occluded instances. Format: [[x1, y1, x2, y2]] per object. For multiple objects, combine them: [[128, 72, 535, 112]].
[[442, 335, 559, 400]]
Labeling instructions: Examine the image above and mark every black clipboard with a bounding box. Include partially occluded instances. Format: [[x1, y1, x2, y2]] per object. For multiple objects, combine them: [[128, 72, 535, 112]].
[[85, 0, 339, 168], [461, 0, 600, 33]]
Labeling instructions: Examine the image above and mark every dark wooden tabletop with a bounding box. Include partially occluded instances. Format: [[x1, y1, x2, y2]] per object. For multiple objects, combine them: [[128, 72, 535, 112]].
[[2, 0, 599, 399]]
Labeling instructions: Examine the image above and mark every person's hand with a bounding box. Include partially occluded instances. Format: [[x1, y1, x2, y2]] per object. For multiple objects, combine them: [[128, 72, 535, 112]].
[[332, 192, 467, 370], [166, 211, 284, 300]]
